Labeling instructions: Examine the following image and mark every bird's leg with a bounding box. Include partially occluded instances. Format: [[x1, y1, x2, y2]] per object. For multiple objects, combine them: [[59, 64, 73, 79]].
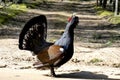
[[50, 65, 56, 77]]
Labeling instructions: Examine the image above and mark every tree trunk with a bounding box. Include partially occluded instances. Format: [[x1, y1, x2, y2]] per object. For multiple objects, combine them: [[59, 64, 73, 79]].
[[9, 0, 13, 2], [118, 0, 120, 15], [114, 0, 119, 15], [97, 0, 99, 6], [102, 0, 107, 9], [17, 0, 23, 4], [1, 0, 5, 3], [99, 0, 103, 6], [109, 0, 113, 3]]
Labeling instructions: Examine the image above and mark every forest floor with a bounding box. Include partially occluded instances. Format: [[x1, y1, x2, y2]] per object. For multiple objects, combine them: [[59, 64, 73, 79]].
[[0, 1, 120, 80]]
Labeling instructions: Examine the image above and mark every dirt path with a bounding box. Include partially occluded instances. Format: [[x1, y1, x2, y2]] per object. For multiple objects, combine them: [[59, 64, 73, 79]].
[[0, 1, 120, 80], [0, 66, 120, 80], [0, 39, 120, 80]]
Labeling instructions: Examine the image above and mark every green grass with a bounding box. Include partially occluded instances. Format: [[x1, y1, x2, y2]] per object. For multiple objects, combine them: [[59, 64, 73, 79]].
[[9, 4, 27, 11], [95, 6, 120, 24], [95, 7, 113, 17], [0, 13, 12, 24], [89, 58, 103, 63], [99, 10, 113, 17], [109, 16, 120, 24], [0, 4, 27, 25]]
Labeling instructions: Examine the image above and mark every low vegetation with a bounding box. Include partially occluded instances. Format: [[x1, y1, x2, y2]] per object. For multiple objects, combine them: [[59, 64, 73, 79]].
[[0, 4, 27, 25], [109, 16, 120, 24], [89, 58, 103, 63], [95, 6, 120, 24], [112, 63, 120, 68]]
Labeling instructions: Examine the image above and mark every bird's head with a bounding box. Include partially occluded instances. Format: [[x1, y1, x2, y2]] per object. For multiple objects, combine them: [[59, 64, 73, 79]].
[[67, 13, 79, 29]]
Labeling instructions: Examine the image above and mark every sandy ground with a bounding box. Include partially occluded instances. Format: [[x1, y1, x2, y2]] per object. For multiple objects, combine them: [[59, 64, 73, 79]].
[[0, 39, 120, 80], [0, 1, 120, 80], [0, 66, 120, 80]]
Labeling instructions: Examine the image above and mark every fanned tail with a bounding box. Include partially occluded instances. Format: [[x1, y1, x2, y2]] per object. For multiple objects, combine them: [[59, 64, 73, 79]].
[[19, 15, 47, 53]]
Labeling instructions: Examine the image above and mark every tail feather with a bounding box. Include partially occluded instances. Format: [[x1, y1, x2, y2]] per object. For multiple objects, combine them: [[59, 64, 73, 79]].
[[19, 15, 47, 53]]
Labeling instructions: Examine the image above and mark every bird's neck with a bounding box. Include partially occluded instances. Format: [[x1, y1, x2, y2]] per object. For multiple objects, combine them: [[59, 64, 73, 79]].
[[64, 23, 74, 42], [65, 27, 74, 51], [64, 28, 74, 43], [54, 24, 74, 50]]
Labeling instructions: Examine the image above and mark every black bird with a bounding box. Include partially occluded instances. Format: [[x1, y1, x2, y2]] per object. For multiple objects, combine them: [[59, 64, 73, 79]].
[[19, 14, 79, 77]]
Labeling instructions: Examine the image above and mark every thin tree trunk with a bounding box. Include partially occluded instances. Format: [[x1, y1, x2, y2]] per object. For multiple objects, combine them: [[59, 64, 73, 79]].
[[9, 0, 13, 2], [109, 0, 113, 3], [114, 0, 119, 15], [97, 0, 99, 6], [99, 0, 103, 6], [17, 0, 23, 4], [118, 0, 120, 15], [113, 0, 115, 11], [102, 0, 107, 9], [2, 0, 5, 3]]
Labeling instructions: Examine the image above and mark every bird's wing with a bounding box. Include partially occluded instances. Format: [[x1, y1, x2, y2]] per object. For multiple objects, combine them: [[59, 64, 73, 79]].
[[34, 45, 64, 68], [19, 15, 48, 53]]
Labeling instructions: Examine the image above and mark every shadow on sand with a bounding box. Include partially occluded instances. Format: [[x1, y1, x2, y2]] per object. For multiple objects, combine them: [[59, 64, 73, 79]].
[[54, 71, 116, 79]]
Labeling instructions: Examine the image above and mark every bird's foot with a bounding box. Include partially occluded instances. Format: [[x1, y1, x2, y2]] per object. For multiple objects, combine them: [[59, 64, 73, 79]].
[[51, 72, 57, 77], [45, 73, 58, 77]]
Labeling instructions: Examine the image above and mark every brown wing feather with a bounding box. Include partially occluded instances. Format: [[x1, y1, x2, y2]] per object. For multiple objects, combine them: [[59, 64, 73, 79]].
[[36, 45, 64, 67]]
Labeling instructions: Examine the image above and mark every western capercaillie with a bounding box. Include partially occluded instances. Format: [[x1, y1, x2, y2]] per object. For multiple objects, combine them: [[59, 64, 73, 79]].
[[19, 14, 79, 77]]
